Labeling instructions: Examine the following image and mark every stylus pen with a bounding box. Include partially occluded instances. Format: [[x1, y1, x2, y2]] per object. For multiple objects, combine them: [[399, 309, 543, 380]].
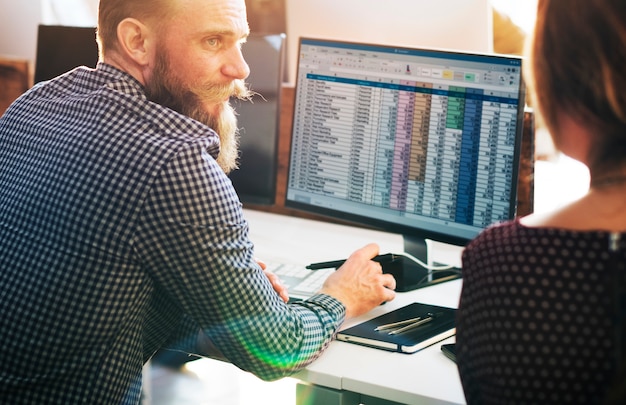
[[306, 253, 397, 270]]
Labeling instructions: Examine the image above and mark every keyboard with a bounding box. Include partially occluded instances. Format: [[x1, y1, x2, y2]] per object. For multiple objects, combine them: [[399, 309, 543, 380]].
[[269, 263, 335, 298]]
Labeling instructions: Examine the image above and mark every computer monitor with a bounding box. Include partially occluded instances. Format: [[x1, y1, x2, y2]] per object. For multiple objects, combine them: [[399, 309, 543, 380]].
[[34, 25, 98, 83], [285, 38, 526, 287], [228, 33, 285, 205], [34, 25, 283, 205], [284, 0, 494, 83]]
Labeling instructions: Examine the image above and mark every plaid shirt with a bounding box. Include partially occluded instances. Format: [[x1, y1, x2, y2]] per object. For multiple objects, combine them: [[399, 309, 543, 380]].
[[0, 63, 345, 404]]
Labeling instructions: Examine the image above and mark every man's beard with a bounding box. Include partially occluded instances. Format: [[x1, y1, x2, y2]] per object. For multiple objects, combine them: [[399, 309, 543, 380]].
[[144, 50, 251, 174]]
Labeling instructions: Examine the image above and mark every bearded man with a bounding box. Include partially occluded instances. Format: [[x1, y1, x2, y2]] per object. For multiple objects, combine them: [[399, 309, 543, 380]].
[[0, 0, 396, 403]]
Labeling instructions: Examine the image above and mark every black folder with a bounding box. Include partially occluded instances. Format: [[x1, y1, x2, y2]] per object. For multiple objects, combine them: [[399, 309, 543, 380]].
[[336, 302, 456, 353]]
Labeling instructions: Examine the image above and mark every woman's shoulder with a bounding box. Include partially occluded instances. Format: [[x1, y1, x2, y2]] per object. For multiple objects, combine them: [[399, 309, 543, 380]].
[[521, 189, 626, 232], [466, 216, 624, 264], [465, 217, 600, 257], [467, 219, 533, 246]]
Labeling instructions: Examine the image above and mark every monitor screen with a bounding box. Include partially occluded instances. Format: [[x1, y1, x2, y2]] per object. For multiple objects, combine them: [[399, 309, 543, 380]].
[[285, 38, 525, 280]]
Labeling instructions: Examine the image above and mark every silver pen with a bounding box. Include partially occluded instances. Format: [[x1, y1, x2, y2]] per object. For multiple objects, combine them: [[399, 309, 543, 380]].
[[388, 314, 435, 335], [374, 317, 422, 331]]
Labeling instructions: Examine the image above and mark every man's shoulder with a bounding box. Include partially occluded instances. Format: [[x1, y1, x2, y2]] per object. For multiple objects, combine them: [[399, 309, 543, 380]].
[[36, 64, 218, 146]]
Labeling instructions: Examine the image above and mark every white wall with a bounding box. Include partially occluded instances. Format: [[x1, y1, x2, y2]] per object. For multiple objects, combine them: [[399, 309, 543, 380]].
[[285, 0, 494, 84], [0, 1, 42, 64], [41, 0, 98, 26], [0, 0, 98, 66]]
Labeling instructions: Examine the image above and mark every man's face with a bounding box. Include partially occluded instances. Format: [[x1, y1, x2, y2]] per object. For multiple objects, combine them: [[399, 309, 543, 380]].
[[144, 0, 251, 174]]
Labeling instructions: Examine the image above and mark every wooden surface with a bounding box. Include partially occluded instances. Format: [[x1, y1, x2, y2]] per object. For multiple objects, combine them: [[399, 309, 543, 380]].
[[517, 108, 535, 217], [245, 84, 535, 221], [0, 57, 30, 116]]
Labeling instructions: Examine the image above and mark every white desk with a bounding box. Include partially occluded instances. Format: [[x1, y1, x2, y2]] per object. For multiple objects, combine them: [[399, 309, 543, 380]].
[[240, 156, 588, 405], [244, 209, 465, 405]]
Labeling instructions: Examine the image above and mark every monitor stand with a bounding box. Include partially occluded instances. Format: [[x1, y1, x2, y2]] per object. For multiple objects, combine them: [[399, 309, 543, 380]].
[[386, 234, 462, 292]]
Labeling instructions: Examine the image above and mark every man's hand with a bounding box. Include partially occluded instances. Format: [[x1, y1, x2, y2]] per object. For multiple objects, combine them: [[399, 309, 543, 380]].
[[257, 258, 289, 303], [319, 243, 396, 319]]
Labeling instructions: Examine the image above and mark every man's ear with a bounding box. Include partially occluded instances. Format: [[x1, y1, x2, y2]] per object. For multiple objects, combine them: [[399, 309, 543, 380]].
[[116, 18, 153, 66]]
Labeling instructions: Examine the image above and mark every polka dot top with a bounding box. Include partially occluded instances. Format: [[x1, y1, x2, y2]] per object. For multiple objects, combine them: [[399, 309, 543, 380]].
[[456, 219, 626, 404]]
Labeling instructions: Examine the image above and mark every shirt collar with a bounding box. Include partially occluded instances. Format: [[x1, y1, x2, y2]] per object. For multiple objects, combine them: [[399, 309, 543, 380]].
[[96, 62, 149, 100], [94, 63, 221, 159]]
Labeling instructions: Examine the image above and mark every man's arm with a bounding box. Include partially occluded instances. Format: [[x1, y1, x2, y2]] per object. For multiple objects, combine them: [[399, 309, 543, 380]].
[[134, 141, 348, 380]]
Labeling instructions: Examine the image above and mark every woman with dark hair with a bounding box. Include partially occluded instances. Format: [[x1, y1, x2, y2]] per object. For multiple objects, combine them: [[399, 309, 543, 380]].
[[456, 0, 626, 403]]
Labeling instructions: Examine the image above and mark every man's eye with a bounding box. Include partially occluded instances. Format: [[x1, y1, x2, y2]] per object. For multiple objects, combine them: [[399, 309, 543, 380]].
[[206, 38, 220, 47]]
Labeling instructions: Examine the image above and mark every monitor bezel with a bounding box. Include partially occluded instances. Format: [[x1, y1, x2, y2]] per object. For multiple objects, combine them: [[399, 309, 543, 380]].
[[285, 37, 526, 249]]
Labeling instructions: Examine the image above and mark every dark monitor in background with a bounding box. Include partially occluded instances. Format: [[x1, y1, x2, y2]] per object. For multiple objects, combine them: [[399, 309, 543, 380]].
[[286, 38, 526, 288], [228, 33, 285, 205], [34, 25, 283, 206], [34, 25, 98, 83]]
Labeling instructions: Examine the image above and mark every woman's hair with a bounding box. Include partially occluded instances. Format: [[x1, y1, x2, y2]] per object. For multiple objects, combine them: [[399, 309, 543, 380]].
[[96, 0, 176, 58], [526, 0, 626, 175]]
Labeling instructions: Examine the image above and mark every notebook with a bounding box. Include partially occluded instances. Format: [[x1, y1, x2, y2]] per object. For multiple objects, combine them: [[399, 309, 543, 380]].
[[337, 302, 456, 353]]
